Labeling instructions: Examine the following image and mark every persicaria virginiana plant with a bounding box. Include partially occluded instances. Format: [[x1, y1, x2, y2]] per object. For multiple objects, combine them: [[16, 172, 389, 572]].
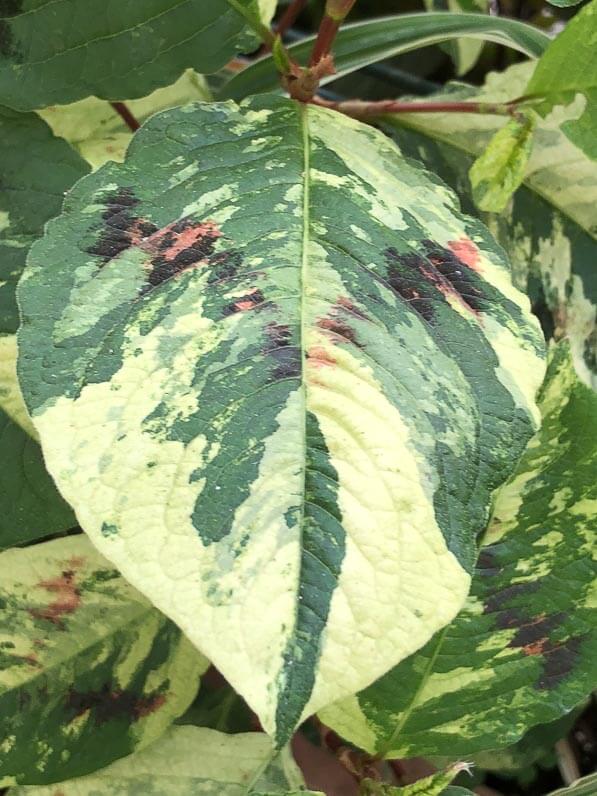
[[0, 0, 595, 794]]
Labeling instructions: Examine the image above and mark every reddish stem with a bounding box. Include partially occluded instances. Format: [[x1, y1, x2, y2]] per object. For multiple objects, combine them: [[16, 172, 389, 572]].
[[312, 96, 518, 118], [309, 0, 358, 66], [110, 101, 140, 131], [276, 0, 308, 38]]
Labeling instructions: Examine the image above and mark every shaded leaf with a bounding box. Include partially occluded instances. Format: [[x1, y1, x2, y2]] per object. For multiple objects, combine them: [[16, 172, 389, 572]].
[[177, 675, 254, 734], [423, 0, 489, 77], [471, 709, 581, 774], [0, 536, 208, 786], [0, 107, 87, 549], [548, 773, 597, 795], [469, 111, 536, 212], [526, 0, 597, 160], [383, 61, 597, 388], [321, 341, 596, 757], [8, 726, 321, 795], [0, 1, 259, 111], [221, 13, 549, 99], [18, 95, 544, 745], [362, 762, 471, 795], [39, 70, 211, 171]]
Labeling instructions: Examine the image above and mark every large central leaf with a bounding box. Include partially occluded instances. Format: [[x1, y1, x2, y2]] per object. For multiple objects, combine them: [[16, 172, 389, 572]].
[[18, 96, 545, 743]]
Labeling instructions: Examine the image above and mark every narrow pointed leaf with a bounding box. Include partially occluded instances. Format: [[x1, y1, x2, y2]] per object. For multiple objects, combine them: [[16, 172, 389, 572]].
[[0, 536, 208, 786], [384, 61, 597, 388], [0, 0, 259, 111], [8, 726, 322, 796], [321, 341, 597, 757], [526, 0, 597, 161], [0, 107, 87, 549], [423, 0, 489, 77], [18, 96, 544, 744], [221, 13, 549, 100]]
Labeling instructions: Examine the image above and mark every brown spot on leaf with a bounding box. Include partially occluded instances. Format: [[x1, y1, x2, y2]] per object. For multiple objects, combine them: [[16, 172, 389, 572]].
[[264, 322, 292, 350], [385, 241, 487, 322], [87, 187, 158, 263], [223, 287, 265, 316], [317, 317, 359, 346], [142, 218, 222, 286], [30, 568, 81, 627], [67, 685, 167, 725], [336, 296, 370, 320], [307, 346, 336, 368]]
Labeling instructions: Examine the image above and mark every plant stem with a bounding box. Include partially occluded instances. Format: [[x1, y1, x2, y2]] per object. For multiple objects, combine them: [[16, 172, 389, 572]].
[[312, 96, 522, 119], [276, 0, 308, 38], [310, 0, 358, 65], [110, 102, 140, 131], [226, 0, 277, 47]]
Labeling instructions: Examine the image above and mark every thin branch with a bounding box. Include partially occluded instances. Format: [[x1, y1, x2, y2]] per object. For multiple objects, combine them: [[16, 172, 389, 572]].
[[276, 0, 308, 38], [312, 96, 522, 119], [110, 102, 140, 131], [310, 0, 358, 66], [226, 0, 276, 47]]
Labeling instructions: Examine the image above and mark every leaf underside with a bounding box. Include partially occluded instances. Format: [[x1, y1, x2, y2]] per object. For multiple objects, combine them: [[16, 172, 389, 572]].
[[18, 95, 544, 744]]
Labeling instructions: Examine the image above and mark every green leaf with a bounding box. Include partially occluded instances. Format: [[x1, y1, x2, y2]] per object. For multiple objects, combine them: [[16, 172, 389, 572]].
[[526, 0, 597, 160], [0, 1, 259, 111], [39, 70, 211, 172], [0, 107, 89, 335], [423, 0, 490, 77], [548, 773, 597, 795], [18, 95, 544, 745], [0, 535, 208, 786], [221, 13, 550, 100], [441, 790, 475, 796], [178, 678, 254, 734], [8, 726, 322, 795], [471, 709, 581, 775], [0, 107, 88, 549], [547, 0, 584, 6], [383, 61, 597, 388], [362, 762, 472, 795], [321, 340, 597, 757], [469, 111, 537, 212]]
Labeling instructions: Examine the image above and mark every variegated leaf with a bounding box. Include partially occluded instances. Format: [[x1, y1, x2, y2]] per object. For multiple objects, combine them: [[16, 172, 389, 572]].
[[18, 95, 544, 745], [0, 536, 208, 786], [39, 70, 211, 172], [362, 762, 471, 795], [0, 107, 88, 549], [0, 1, 258, 111], [526, 0, 597, 161], [8, 726, 321, 796], [384, 61, 597, 389], [423, 0, 489, 77], [320, 341, 596, 757]]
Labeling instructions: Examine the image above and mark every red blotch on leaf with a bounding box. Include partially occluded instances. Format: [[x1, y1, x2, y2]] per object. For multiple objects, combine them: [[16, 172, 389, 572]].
[[307, 346, 336, 368], [448, 238, 482, 272], [29, 561, 84, 627]]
